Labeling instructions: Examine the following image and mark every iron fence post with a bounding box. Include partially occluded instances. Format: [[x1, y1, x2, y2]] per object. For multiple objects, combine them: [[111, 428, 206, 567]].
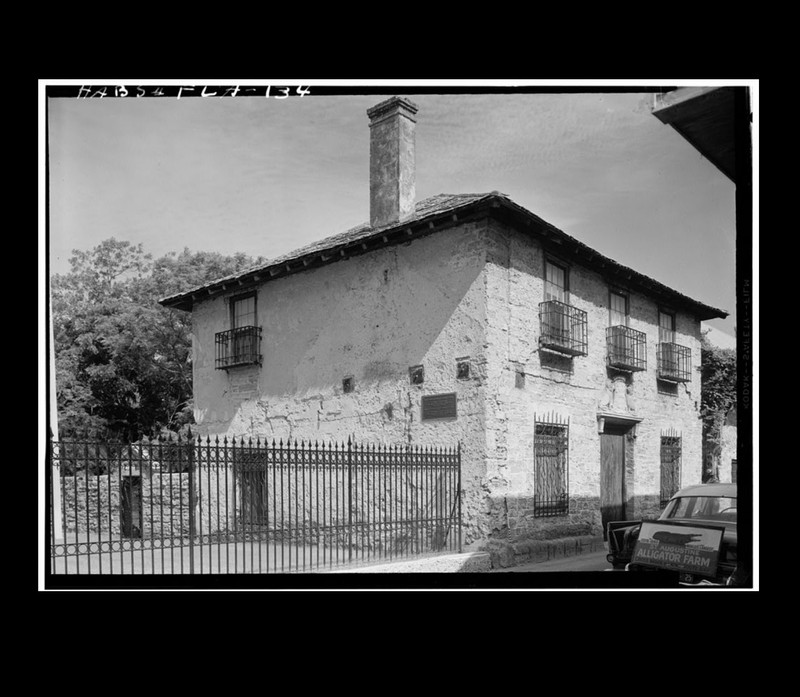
[[347, 436, 353, 562], [46, 428, 54, 574], [187, 429, 195, 574], [457, 442, 462, 553]]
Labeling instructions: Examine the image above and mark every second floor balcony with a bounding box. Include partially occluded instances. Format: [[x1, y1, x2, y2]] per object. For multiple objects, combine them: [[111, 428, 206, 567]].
[[606, 325, 647, 372], [538, 300, 588, 356], [657, 342, 692, 382], [215, 326, 262, 370]]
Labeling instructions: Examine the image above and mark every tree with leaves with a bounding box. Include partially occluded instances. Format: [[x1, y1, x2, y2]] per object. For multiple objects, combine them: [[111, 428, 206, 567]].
[[700, 331, 737, 482], [51, 238, 264, 442]]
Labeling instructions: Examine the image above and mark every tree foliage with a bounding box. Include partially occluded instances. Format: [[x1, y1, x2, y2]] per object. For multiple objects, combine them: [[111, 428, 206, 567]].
[[700, 331, 737, 481], [700, 334, 737, 420], [51, 239, 264, 442]]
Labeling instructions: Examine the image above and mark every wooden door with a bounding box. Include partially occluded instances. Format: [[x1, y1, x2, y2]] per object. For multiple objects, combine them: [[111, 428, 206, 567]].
[[600, 432, 626, 539], [121, 476, 142, 539]]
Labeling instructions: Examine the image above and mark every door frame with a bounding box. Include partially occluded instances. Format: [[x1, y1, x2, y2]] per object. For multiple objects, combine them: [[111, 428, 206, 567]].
[[600, 426, 627, 538], [597, 412, 642, 537]]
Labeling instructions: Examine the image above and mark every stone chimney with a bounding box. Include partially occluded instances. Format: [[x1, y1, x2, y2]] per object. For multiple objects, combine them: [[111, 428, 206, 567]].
[[367, 96, 418, 228]]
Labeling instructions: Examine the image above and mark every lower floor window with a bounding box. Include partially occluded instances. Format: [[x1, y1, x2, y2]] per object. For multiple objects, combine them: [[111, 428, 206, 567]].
[[533, 414, 569, 517], [660, 432, 681, 507]]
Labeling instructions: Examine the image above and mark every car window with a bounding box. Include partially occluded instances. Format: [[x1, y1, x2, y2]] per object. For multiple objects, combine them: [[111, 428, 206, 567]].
[[662, 496, 736, 521]]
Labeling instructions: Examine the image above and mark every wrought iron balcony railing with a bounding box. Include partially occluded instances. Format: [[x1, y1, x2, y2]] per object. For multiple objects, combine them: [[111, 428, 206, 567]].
[[538, 300, 588, 356], [215, 326, 262, 370], [657, 342, 692, 382], [606, 325, 647, 372]]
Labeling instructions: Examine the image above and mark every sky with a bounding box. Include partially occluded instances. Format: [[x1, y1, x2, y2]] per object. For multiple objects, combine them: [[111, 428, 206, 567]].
[[44, 80, 749, 339]]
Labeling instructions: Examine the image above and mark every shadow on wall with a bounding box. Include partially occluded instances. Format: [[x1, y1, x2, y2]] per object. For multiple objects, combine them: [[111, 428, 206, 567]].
[[206, 235, 487, 435], [484, 493, 663, 544]]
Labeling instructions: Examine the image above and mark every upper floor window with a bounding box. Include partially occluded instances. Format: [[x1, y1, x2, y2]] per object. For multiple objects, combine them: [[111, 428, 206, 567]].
[[656, 309, 690, 382], [609, 290, 628, 327], [215, 292, 262, 370], [544, 259, 568, 304], [231, 293, 257, 330], [606, 289, 645, 372], [659, 310, 676, 344]]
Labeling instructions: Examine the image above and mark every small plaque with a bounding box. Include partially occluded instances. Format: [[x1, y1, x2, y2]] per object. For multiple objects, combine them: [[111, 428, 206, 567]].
[[421, 393, 457, 421]]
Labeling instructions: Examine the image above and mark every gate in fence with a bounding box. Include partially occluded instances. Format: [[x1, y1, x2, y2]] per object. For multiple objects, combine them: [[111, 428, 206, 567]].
[[47, 432, 462, 575]]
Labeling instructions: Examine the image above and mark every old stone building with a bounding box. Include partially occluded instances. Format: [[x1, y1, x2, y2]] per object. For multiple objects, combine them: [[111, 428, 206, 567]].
[[160, 97, 727, 548]]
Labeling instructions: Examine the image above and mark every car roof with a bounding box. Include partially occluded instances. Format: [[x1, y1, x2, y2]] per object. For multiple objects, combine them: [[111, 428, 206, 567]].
[[672, 482, 737, 498]]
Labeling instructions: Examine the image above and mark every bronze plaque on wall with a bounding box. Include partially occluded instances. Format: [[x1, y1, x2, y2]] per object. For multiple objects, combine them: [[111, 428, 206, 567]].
[[421, 393, 457, 420]]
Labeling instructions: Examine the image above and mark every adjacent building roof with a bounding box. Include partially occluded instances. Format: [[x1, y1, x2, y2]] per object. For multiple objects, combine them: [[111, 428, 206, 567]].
[[159, 191, 728, 321], [652, 87, 738, 182]]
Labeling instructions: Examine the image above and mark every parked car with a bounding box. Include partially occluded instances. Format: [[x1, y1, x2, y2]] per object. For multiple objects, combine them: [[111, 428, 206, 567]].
[[606, 483, 747, 587]]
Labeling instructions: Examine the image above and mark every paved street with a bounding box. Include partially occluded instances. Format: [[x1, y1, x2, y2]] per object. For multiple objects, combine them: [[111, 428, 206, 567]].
[[50, 540, 368, 575], [491, 550, 612, 573]]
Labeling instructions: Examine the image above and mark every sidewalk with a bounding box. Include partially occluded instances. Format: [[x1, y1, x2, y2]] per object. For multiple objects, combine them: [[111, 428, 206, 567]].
[[491, 549, 611, 573]]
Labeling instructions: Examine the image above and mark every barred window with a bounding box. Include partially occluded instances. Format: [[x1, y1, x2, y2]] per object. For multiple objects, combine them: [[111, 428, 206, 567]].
[[660, 432, 681, 507], [533, 414, 569, 517]]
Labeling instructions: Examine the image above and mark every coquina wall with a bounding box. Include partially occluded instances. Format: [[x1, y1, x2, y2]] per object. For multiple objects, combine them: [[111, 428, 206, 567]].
[[191, 222, 492, 545], [190, 215, 709, 548], [58, 471, 193, 539], [481, 220, 704, 541], [720, 419, 737, 483]]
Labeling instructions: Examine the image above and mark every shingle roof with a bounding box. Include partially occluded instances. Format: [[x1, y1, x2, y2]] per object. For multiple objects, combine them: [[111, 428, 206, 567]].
[[159, 191, 727, 320], [238, 192, 488, 280], [158, 193, 494, 306]]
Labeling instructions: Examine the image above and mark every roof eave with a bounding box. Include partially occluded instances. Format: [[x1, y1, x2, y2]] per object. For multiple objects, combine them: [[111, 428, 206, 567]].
[[158, 195, 498, 311], [160, 192, 728, 321], [488, 197, 728, 321]]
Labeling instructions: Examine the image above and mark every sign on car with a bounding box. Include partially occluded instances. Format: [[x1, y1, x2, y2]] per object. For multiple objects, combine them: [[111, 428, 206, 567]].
[[631, 521, 725, 577]]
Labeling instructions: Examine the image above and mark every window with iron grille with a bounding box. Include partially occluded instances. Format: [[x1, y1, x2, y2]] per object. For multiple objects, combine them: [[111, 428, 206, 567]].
[[215, 292, 262, 369], [533, 414, 569, 517], [606, 289, 646, 371], [657, 310, 691, 382], [538, 300, 588, 356], [540, 259, 588, 356], [660, 432, 681, 507], [606, 325, 647, 371]]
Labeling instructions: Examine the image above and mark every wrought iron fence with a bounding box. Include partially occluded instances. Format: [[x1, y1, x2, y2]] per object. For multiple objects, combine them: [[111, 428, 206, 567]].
[[47, 433, 461, 575], [538, 300, 588, 356], [533, 413, 569, 517]]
